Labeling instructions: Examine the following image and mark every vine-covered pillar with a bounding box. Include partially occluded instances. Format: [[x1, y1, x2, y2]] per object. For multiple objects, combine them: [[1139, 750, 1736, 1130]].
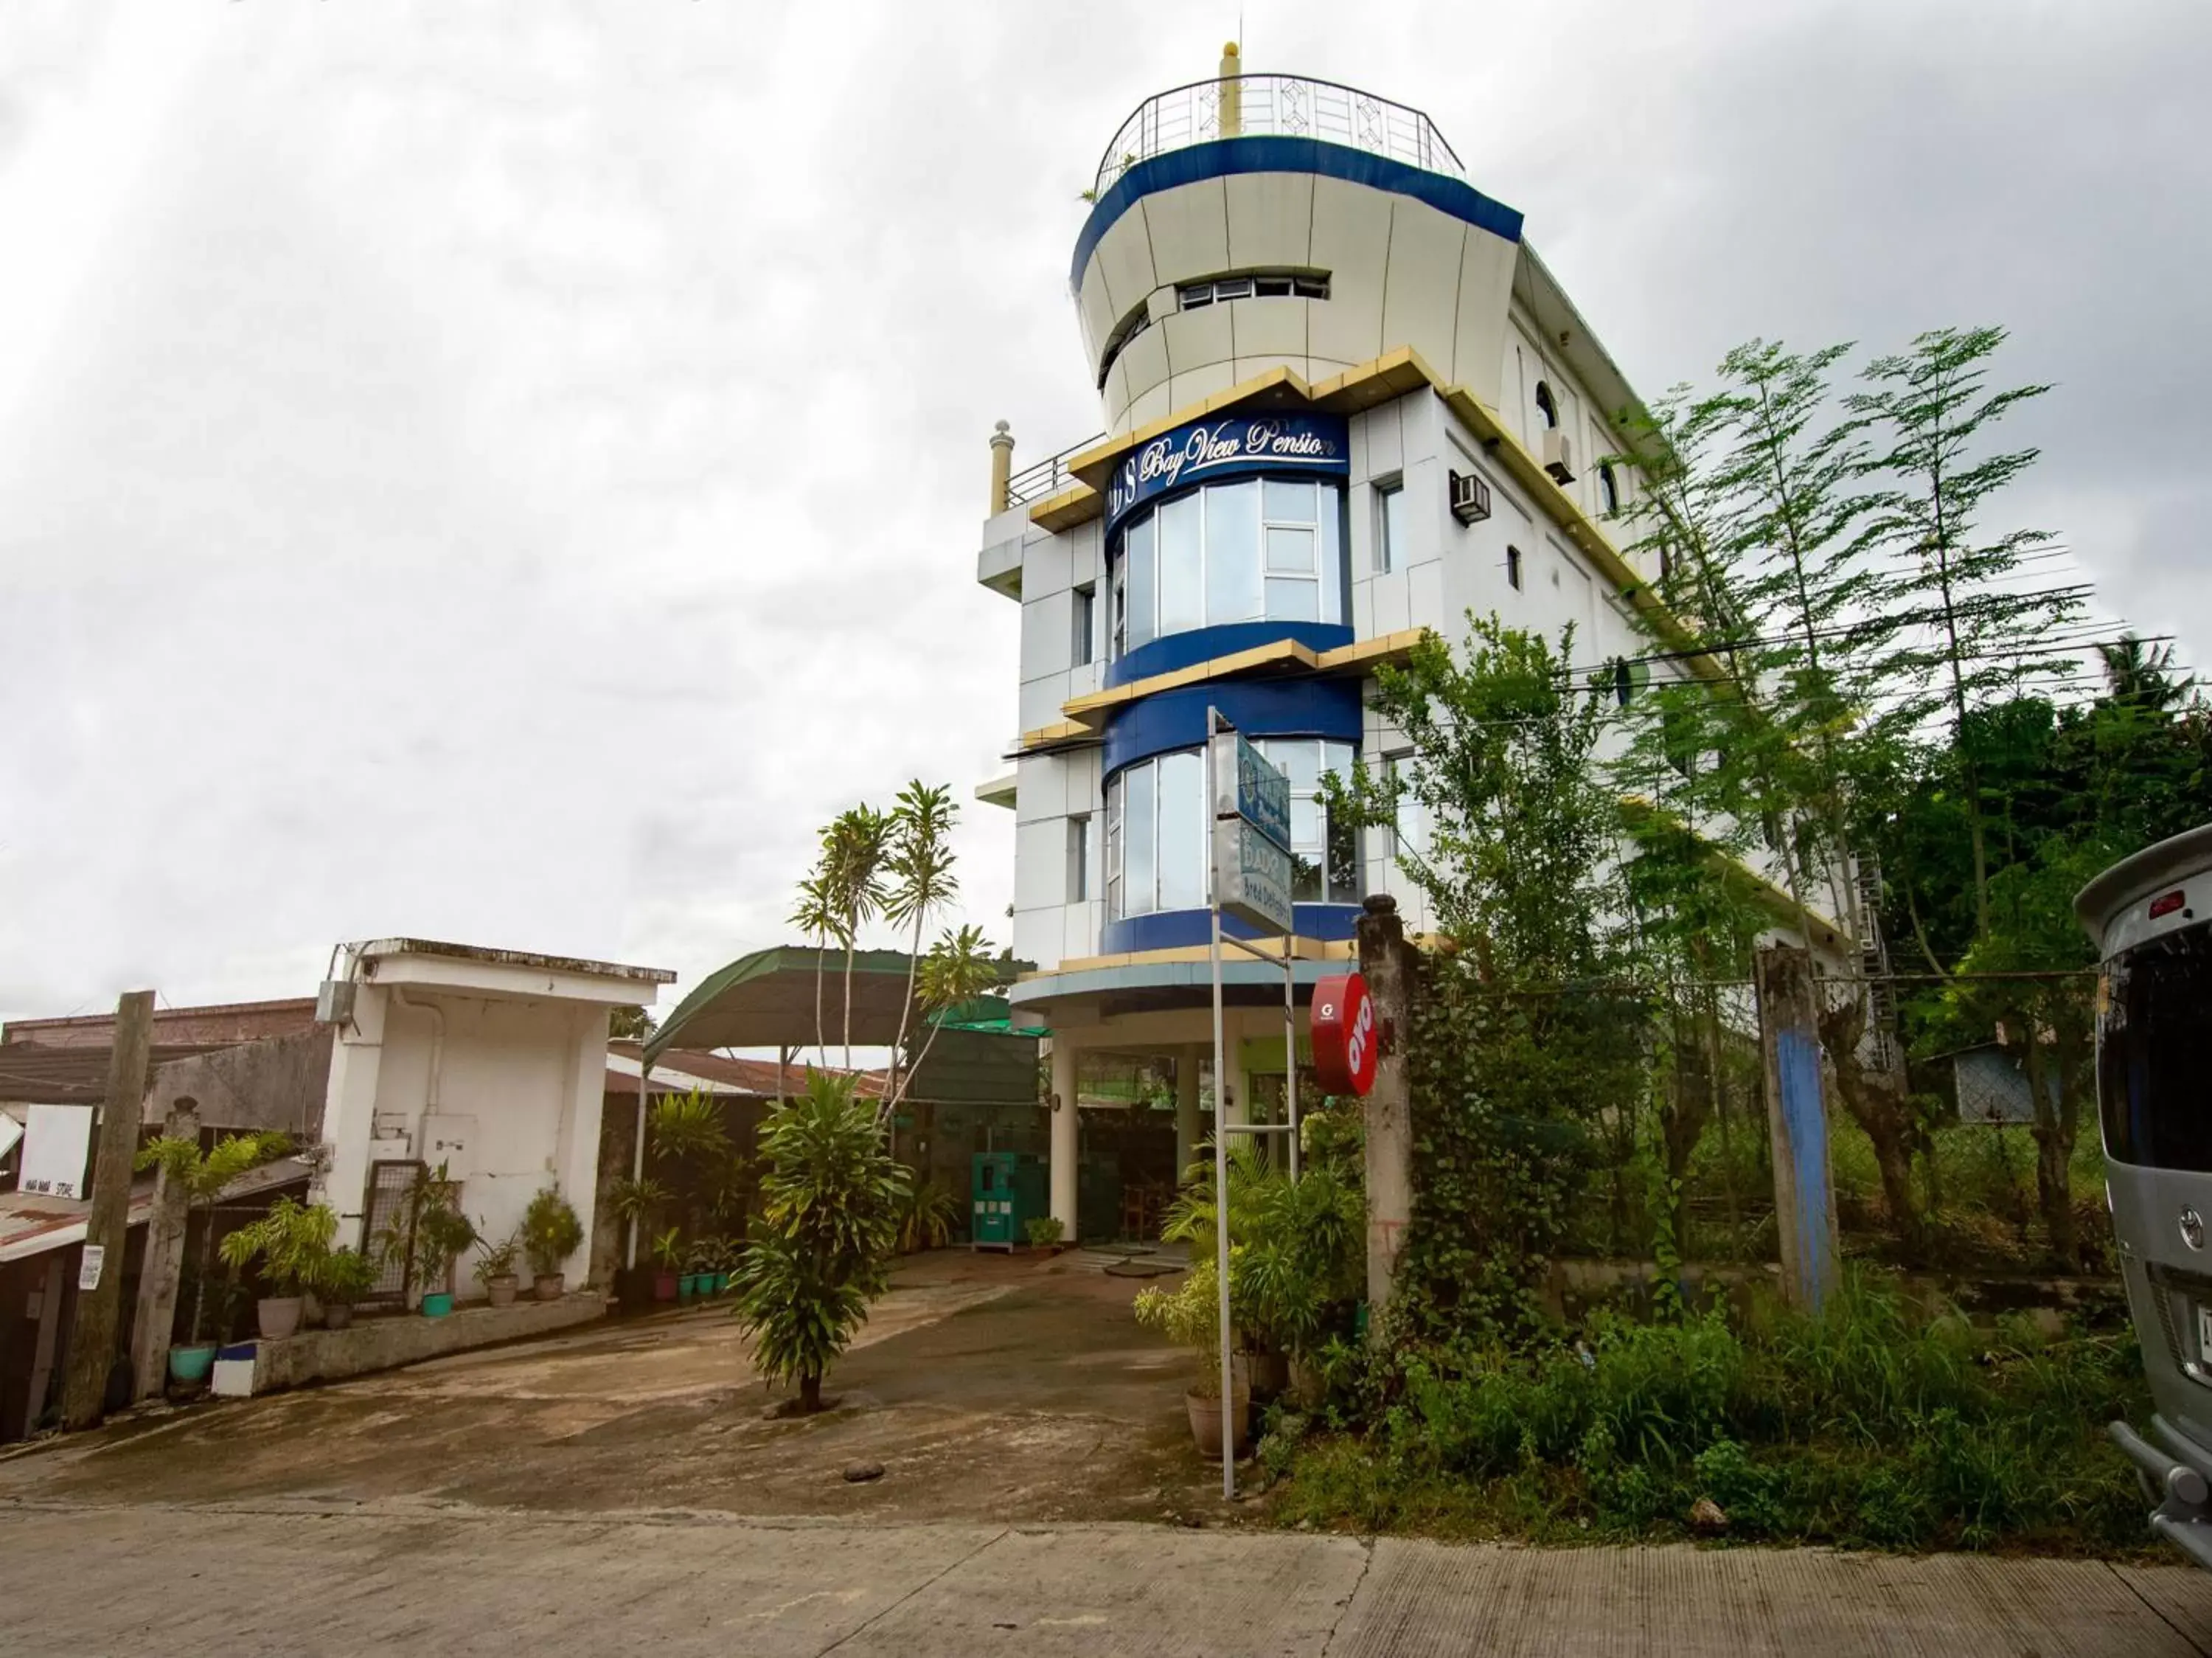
[[1357, 895, 1416, 1331]]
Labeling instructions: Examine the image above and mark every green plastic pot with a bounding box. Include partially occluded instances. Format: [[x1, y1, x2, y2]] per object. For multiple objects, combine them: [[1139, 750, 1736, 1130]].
[[713, 1271, 731, 1294], [677, 1274, 698, 1304], [420, 1291, 454, 1319], [168, 1344, 216, 1384]]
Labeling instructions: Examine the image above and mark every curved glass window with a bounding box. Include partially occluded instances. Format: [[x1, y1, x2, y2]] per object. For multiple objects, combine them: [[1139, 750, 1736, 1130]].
[[1111, 478, 1344, 659], [1106, 739, 1358, 919]]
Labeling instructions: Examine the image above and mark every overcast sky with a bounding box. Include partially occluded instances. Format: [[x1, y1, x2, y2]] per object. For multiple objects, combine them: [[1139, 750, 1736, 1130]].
[[2, 0, 2206, 1028]]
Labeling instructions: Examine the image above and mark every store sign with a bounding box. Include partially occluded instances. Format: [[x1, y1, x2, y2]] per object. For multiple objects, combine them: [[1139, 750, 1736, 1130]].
[[18, 1104, 93, 1200], [1213, 816, 1295, 935], [1105, 411, 1347, 536], [1211, 730, 1292, 853], [1311, 972, 1378, 1096]]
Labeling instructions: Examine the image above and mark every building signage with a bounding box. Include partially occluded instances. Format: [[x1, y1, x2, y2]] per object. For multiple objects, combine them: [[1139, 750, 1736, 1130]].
[[1310, 972, 1378, 1096], [18, 1103, 93, 1200], [1211, 730, 1292, 853], [77, 1245, 105, 1293], [1212, 816, 1295, 935], [1105, 411, 1348, 537]]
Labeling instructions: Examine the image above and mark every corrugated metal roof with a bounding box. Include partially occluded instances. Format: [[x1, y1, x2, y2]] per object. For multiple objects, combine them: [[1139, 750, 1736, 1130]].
[[0, 1157, 310, 1263]]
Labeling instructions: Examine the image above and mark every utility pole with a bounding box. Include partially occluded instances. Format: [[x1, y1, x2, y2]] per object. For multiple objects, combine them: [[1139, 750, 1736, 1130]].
[[130, 1097, 199, 1401], [62, 989, 156, 1429], [1755, 943, 1840, 1312], [1357, 895, 1413, 1330]]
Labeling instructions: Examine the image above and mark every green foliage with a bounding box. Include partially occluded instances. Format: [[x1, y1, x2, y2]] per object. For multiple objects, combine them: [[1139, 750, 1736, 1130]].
[[897, 1180, 960, 1253], [651, 1227, 684, 1271], [728, 1071, 907, 1409], [649, 1086, 730, 1168], [133, 1131, 295, 1344], [375, 1162, 475, 1295], [608, 1005, 657, 1041], [216, 1197, 337, 1295], [313, 1247, 379, 1307], [1023, 1215, 1065, 1249], [608, 1175, 672, 1226], [1270, 1279, 2149, 1552], [472, 1228, 523, 1286], [1133, 1256, 1227, 1396], [521, 1187, 583, 1278]]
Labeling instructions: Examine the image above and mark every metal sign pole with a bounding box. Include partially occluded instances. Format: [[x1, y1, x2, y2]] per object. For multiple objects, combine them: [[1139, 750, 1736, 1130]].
[[1206, 707, 1235, 1502], [1283, 932, 1299, 1182]]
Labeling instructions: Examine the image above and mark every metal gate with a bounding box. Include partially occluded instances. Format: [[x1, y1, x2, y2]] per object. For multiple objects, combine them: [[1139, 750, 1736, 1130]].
[[359, 1159, 425, 1305]]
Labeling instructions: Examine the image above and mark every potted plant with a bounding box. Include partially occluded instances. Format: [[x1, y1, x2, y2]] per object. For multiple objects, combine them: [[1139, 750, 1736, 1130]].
[[215, 1196, 336, 1341], [135, 1130, 293, 1383], [650, 1227, 683, 1302], [684, 1238, 718, 1301], [473, 1229, 524, 1308], [608, 1175, 672, 1305], [1133, 1256, 1249, 1460], [314, 1247, 378, 1330], [1023, 1215, 1066, 1255], [375, 1162, 475, 1317], [522, 1186, 583, 1300]]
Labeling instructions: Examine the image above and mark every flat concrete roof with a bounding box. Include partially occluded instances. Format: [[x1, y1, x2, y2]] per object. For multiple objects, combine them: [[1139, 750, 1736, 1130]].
[[353, 938, 676, 985]]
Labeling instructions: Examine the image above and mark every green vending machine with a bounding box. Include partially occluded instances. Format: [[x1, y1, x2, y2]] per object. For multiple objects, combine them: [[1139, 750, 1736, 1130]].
[[970, 1151, 1046, 1249]]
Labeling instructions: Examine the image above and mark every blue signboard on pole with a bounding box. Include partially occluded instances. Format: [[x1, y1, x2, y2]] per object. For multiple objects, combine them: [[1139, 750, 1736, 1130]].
[[1209, 730, 1293, 934]]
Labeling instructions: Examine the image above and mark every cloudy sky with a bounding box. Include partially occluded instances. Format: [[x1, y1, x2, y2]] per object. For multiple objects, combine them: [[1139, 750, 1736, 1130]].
[[1, 0, 2205, 1027]]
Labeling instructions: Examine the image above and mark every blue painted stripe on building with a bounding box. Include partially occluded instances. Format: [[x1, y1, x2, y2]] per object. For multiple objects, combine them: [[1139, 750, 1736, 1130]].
[[1102, 903, 1360, 955], [1074, 136, 1525, 293], [1105, 621, 1354, 690], [1101, 678, 1363, 777]]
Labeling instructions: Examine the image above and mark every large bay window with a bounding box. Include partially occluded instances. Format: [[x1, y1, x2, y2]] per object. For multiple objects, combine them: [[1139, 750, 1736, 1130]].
[[1111, 478, 1345, 659], [1105, 738, 1359, 920]]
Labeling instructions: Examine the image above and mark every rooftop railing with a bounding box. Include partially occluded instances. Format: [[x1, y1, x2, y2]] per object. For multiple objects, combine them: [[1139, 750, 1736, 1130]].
[[1092, 74, 1464, 201], [1005, 435, 1105, 509]]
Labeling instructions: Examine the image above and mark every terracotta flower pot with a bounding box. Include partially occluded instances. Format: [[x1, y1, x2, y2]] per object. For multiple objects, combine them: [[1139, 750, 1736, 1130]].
[[486, 1274, 519, 1308], [257, 1296, 304, 1341], [1185, 1388, 1252, 1461], [653, 1272, 678, 1302], [534, 1272, 565, 1301]]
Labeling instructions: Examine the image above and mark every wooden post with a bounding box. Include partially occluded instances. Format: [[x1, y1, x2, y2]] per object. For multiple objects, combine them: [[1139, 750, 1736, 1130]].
[[1756, 943, 1840, 1312], [1357, 895, 1414, 1330], [129, 1097, 199, 1401], [61, 988, 156, 1429]]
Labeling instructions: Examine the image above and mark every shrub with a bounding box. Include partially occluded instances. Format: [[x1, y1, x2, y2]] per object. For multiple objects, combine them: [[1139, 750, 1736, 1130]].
[[728, 1072, 905, 1411], [521, 1187, 583, 1279], [217, 1197, 337, 1296]]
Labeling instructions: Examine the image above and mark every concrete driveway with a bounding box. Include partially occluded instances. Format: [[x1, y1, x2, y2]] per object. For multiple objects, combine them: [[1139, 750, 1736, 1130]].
[[0, 1247, 1213, 1522]]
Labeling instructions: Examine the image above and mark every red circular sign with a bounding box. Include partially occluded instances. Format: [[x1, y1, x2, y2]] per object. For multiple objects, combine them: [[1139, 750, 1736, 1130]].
[[1310, 971, 1378, 1097]]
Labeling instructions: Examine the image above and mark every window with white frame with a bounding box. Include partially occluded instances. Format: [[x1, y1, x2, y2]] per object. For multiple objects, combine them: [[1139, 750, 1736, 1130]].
[[1105, 738, 1358, 919], [1110, 476, 1344, 659], [1068, 814, 1092, 903], [1072, 583, 1096, 667], [1374, 476, 1405, 575], [1385, 752, 1428, 871]]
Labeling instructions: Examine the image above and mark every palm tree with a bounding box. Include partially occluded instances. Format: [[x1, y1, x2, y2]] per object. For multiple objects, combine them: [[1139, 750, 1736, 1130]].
[[2098, 633, 2194, 711], [820, 805, 891, 1071], [883, 782, 959, 1104], [787, 872, 838, 1068], [134, 1131, 293, 1347]]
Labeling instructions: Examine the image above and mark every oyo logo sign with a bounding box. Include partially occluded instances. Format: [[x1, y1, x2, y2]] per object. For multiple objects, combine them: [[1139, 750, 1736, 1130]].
[[1310, 971, 1378, 1097]]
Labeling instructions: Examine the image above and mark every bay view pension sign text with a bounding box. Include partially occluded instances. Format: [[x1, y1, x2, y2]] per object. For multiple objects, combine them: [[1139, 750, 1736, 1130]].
[[1105, 412, 1349, 537]]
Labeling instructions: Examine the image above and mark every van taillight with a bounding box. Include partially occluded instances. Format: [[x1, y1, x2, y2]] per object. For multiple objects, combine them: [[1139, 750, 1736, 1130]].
[[2151, 890, 2187, 919]]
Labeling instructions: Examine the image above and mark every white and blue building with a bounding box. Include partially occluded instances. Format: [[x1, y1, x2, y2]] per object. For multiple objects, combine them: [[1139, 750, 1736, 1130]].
[[977, 58, 1840, 1238]]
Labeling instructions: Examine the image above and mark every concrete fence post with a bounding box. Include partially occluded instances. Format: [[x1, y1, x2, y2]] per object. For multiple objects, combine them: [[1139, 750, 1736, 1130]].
[[1756, 942, 1841, 1313], [63, 989, 155, 1429], [129, 1098, 199, 1402], [1357, 895, 1414, 1331]]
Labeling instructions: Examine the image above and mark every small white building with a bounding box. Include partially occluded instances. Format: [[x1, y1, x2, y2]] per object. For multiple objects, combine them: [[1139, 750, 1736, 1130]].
[[313, 938, 675, 1294]]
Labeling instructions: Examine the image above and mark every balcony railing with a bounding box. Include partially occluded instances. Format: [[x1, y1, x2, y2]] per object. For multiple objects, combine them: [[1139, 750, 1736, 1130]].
[[1006, 434, 1105, 509], [1093, 74, 1464, 201]]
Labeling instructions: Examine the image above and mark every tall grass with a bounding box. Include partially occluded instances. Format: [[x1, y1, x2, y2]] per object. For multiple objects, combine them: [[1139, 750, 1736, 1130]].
[[1267, 1277, 2150, 1552]]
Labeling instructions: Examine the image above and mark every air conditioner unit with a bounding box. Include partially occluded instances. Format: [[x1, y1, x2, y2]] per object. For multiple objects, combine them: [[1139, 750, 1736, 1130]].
[[1543, 429, 1576, 483], [1449, 468, 1492, 525]]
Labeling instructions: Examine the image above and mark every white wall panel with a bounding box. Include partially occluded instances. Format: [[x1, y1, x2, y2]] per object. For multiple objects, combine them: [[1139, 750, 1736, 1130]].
[[1141, 177, 1230, 284], [1160, 301, 1234, 378], [1380, 200, 1466, 370], [1306, 176, 1390, 365], [1090, 212, 1158, 323], [1223, 170, 1315, 270], [1230, 295, 1308, 363]]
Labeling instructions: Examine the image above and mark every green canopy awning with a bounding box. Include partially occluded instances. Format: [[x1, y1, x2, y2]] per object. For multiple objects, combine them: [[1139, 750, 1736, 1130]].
[[644, 946, 1027, 1066]]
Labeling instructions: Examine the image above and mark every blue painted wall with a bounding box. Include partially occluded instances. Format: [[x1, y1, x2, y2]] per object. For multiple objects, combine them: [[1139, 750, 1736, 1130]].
[[1106, 620, 1354, 690], [1101, 679, 1363, 777], [1102, 903, 1360, 956]]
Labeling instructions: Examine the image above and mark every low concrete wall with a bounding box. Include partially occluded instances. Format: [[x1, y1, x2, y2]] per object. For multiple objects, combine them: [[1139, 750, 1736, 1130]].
[[239, 1294, 605, 1395]]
